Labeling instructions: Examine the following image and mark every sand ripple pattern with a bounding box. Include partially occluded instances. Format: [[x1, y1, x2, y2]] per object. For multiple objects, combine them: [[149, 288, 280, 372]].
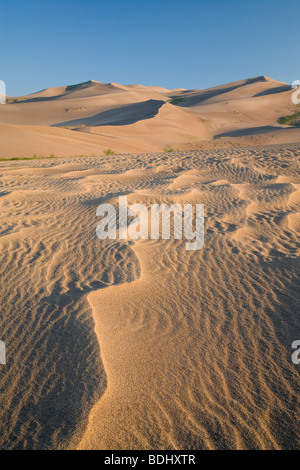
[[0, 143, 299, 449]]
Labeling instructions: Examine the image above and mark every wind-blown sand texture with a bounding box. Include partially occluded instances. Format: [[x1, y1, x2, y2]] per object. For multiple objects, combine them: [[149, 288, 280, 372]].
[[0, 76, 299, 157], [0, 144, 299, 449]]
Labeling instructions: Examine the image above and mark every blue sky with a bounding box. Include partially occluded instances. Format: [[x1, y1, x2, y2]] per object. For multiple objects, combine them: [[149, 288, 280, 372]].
[[1, 0, 299, 96]]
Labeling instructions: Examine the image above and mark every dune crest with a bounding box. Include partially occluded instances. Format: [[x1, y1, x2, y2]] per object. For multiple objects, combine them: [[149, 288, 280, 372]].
[[1, 76, 299, 157]]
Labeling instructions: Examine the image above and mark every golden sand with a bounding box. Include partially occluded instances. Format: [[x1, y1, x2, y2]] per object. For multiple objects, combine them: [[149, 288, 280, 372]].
[[0, 145, 299, 449]]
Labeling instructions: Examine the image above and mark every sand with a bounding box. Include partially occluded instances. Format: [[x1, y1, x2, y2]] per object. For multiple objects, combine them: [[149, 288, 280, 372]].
[[0, 143, 299, 449], [0, 76, 299, 157]]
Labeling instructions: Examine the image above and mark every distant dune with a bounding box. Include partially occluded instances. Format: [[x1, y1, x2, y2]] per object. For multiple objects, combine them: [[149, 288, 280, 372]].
[[0, 76, 299, 157]]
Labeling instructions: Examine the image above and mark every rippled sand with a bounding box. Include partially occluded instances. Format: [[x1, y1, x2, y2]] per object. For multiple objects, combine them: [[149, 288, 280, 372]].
[[0, 144, 299, 449]]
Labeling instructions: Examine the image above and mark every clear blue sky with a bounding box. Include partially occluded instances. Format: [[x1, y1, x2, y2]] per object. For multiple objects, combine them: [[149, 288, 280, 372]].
[[1, 0, 299, 96]]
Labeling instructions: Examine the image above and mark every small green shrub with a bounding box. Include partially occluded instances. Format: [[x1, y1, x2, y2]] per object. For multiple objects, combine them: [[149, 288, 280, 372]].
[[167, 97, 185, 105], [103, 149, 115, 156], [163, 145, 174, 153], [278, 110, 300, 126]]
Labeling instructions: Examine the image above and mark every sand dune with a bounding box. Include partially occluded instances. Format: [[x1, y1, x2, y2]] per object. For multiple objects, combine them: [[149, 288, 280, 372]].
[[0, 143, 299, 449], [0, 76, 299, 157], [0, 75, 299, 450]]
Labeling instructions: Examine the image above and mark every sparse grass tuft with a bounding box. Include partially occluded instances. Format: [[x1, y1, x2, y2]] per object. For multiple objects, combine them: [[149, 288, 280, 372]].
[[278, 110, 300, 126], [167, 97, 186, 105], [163, 145, 174, 153], [0, 152, 99, 162], [0, 153, 58, 161], [6, 97, 26, 104], [103, 149, 115, 156], [0, 156, 36, 161], [0, 152, 100, 162]]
